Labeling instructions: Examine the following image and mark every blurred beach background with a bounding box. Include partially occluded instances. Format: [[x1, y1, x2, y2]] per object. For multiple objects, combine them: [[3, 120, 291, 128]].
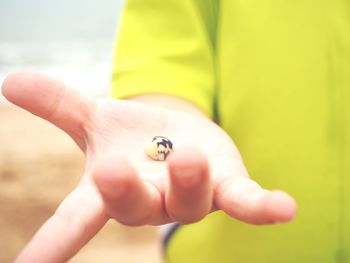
[[0, 1, 161, 262], [0, 0, 121, 99]]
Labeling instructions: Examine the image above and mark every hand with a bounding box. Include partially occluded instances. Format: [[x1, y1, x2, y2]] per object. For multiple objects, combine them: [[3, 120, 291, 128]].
[[2, 72, 296, 263]]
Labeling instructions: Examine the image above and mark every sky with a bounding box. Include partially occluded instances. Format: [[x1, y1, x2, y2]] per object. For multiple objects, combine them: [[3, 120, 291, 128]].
[[0, 0, 123, 42], [0, 0, 124, 101]]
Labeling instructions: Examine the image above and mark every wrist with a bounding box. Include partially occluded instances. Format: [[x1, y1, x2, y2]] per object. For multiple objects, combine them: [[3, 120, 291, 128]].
[[127, 94, 208, 118]]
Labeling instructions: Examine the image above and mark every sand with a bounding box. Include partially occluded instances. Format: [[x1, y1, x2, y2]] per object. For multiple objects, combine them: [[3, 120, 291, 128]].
[[0, 104, 162, 263]]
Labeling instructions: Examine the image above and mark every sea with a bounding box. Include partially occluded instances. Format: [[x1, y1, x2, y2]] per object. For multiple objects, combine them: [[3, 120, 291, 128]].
[[0, 39, 115, 104], [0, 0, 124, 104]]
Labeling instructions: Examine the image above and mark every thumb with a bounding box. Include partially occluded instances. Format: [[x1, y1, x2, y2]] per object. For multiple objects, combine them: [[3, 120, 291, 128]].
[[1, 72, 95, 150]]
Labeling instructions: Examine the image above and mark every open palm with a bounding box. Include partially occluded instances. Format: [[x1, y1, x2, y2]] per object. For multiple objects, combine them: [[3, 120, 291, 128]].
[[2, 73, 296, 263]]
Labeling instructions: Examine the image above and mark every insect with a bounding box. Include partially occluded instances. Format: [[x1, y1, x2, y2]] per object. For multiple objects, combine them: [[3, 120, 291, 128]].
[[145, 136, 173, 161]]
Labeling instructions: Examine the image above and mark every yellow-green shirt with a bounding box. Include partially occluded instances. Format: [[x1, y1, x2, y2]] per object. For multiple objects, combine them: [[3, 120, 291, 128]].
[[112, 1, 350, 262]]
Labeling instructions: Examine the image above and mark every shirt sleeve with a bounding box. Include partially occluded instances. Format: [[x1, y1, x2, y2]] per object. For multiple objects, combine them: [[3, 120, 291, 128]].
[[111, 0, 216, 118]]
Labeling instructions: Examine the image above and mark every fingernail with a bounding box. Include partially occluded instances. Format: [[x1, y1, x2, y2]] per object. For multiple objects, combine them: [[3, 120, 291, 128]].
[[172, 167, 201, 188], [98, 179, 126, 199]]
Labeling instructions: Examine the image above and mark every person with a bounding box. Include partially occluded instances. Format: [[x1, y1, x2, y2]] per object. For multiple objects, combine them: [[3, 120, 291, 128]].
[[2, 0, 349, 262]]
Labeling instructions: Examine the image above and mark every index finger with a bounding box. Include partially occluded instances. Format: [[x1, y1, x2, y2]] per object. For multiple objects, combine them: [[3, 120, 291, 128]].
[[15, 184, 108, 263]]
